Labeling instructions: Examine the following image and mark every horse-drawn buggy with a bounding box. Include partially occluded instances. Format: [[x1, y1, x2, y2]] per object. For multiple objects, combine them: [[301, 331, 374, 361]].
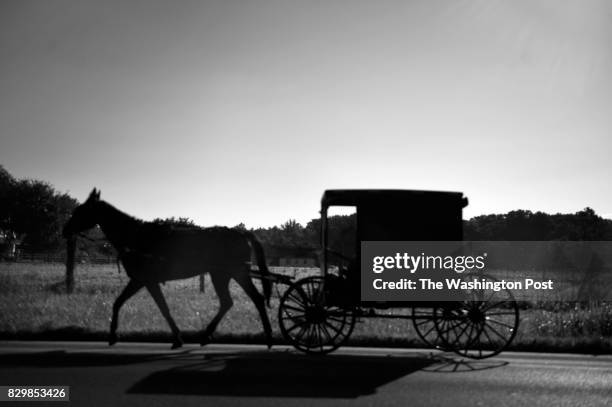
[[274, 189, 520, 359], [64, 188, 519, 358]]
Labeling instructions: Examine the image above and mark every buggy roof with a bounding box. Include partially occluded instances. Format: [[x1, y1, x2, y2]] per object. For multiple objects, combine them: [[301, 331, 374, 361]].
[[321, 189, 468, 209]]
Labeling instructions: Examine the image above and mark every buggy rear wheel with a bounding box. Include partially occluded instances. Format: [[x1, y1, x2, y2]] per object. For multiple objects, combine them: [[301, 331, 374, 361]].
[[278, 276, 356, 354], [434, 274, 520, 359]]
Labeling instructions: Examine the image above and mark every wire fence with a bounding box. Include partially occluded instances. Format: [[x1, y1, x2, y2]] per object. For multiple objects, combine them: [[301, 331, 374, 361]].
[[4, 252, 116, 264], [1, 252, 320, 296]]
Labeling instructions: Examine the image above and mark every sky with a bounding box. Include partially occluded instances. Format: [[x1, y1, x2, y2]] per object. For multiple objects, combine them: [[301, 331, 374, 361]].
[[1, 0, 611, 227]]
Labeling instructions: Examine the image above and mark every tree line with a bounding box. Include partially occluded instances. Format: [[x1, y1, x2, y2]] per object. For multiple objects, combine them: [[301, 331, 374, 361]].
[[253, 208, 612, 262], [1, 164, 611, 262], [0, 165, 78, 255]]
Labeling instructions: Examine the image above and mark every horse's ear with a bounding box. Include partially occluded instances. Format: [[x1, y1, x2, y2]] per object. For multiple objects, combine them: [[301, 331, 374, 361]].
[[87, 188, 100, 202]]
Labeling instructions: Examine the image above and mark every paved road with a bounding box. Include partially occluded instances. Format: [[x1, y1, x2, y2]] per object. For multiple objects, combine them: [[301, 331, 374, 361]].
[[0, 341, 610, 406]]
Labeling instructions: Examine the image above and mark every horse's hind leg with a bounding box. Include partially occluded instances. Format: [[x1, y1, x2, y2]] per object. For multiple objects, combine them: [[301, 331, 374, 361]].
[[200, 272, 233, 346], [145, 283, 183, 349], [233, 269, 273, 349], [109, 279, 144, 346]]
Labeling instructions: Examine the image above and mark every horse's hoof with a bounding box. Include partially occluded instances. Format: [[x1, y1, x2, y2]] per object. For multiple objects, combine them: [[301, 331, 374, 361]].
[[171, 334, 184, 350], [108, 334, 118, 346], [200, 335, 212, 346]]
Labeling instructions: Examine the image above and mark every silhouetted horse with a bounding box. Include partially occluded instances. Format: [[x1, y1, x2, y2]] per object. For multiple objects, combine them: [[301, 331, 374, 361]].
[[62, 189, 273, 349]]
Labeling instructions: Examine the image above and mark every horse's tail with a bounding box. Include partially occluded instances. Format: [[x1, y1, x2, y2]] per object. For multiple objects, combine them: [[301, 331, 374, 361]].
[[243, 232, 272, 306]]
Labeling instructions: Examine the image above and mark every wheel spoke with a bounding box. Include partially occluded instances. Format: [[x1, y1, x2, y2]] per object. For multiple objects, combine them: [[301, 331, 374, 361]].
[[458, 322, 477, 349], [458, 322, 475, 352], [324, 317, 346, 330], [292, 320, 310, 339], [486, 318, 515, 330], [481, 323, 497, 347], [286, 290, 307, 307], [317, 324, 327, 348], [318, 322, 334, 343], [287, 319, 309, 333], [483, 322, 509, 342], [436, 318, 454, 336], [449, 320, 472, 346], [473, 324, 482, 355], [323, 320, 344, 336], [485, 311, 517, 316], [418, 324, 436, 338], [282, 311, 306, 323], [304, 324, 316, 345], [313, 324, 323, 350], [282, 304, 307, 314], [326, 309, 349, 317], [414, 319, 433, 327], [438, 318, 467, 335], [326, 315, 348, 324]]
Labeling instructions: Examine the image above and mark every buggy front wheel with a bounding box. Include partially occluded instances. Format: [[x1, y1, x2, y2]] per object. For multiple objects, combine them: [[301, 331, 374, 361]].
[[278, 277, 355, 354], [411, 306, 449, 350]]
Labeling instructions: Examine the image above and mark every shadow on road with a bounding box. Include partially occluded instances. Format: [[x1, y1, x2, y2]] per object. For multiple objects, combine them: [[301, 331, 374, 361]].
[[0, 348, 510, 398], [423, 354, 509, 373], [127, 351, 434, 398]]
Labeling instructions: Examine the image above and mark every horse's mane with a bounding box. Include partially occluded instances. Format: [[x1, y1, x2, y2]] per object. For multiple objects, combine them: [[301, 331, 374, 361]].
[[97, 200, 146, 226], [97, 200, 233, 236]]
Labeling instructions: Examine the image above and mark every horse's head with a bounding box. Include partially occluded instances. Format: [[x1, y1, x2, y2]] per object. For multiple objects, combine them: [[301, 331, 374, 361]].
[[62, 188, 102, 238]]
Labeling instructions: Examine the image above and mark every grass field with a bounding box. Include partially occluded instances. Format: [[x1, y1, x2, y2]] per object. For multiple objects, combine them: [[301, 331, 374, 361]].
[[0, 262, 611, 354]]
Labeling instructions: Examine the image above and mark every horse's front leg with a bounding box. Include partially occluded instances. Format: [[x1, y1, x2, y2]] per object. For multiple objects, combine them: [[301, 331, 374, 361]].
[[146, 282, 183, 349], [110, 279, 144, 346]]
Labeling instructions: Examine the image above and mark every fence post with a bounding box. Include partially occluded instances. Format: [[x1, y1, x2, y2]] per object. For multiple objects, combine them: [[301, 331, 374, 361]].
[[66, 237, 76, 294], [199, 274, 205, 292]]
